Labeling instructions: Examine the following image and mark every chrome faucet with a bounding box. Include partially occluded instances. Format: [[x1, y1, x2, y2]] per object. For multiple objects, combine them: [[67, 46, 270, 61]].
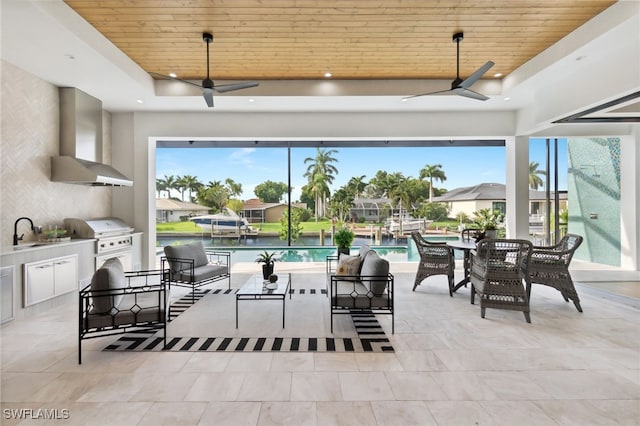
[[13, 217, 35, 246]]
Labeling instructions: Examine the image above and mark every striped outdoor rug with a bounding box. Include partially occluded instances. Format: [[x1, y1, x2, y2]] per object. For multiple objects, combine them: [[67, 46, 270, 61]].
[[104, 288, 394, 353]]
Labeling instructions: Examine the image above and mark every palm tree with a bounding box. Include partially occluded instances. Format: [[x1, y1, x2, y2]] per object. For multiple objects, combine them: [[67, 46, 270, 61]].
[[419, 164, 447, 203], [157, 174, 177, 198], [197, 180, 229, 211], [175, 175, 188, 201], [529, 161, 545, 190], [155, 178, 167, 198], [303, 148, 339, 220], [369, 170, 396, 198], [178, 175, 201, 202], [224, 178, 243, 198], [387, 174, 411, 234], [346, 175, 367, 198]]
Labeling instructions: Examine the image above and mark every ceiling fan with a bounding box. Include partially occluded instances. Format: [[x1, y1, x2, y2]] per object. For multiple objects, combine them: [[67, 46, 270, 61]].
[[406, 32, 494, 101], [150, 32, 259, 107]]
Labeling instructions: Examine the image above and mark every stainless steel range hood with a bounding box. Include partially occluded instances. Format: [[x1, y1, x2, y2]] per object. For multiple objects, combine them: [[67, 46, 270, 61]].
[[51, 88, 133, 187]]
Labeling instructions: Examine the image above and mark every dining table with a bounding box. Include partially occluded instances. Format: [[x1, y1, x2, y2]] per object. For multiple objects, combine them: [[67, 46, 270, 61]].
[[446, 238, 478, 292]]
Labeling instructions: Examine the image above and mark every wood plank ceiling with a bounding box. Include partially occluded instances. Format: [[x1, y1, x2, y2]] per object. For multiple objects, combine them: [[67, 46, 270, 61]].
[[64, 0, 616, 82]]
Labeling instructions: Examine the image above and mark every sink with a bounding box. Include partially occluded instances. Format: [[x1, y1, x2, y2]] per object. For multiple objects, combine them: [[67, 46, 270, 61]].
[[13, 242, 49, 250]]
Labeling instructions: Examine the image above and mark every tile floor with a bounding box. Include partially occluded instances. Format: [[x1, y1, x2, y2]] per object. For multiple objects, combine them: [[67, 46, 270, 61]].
[[1, 261, 639, 425]]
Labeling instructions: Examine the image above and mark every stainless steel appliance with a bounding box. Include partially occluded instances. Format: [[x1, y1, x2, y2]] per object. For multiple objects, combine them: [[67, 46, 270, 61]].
[[51, 88, 133, 187], [64, 217, 135, 270]]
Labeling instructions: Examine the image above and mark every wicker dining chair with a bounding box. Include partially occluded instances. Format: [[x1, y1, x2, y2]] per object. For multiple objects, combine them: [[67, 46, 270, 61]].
[[528, 233, 584, 312], [460, 228, 483, 241], [470, 239, 533, 322], [411, 231, 455, 296]]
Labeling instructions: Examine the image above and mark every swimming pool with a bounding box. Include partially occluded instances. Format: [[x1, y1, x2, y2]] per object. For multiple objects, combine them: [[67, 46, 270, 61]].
[[156, 235, 460, 263]]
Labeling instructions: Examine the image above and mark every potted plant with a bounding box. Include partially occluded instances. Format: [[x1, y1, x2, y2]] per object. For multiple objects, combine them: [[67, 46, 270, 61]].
[[255, 250, 277, 280], [472, 208, 504, 239], [334, 227, 355, 256]]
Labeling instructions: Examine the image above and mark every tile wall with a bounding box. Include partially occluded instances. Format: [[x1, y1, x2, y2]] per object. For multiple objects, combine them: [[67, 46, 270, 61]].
[[0, 60, 111, 246]]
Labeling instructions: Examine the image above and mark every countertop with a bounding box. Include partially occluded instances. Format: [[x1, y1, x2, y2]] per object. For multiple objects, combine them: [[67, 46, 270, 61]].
[[0, 238, 96, 257]]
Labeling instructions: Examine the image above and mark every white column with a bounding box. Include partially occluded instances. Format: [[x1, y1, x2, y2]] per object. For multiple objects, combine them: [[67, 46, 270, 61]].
[[505, 136, 530, 239], [620, 125, 640, 270]]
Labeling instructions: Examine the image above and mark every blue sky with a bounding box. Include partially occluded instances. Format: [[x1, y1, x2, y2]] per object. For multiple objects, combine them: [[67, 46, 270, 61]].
[[156, 138, 567, 201]]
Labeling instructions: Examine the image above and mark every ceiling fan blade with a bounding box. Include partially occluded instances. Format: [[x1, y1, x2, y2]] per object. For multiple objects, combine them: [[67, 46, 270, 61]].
[[213, 81, 259, 93], [459, 61, 495, 89], [403, 89, 455, 100], [203, 89, 214, 107], [149, 72, 203, 89], [453, 87, 490, 101]]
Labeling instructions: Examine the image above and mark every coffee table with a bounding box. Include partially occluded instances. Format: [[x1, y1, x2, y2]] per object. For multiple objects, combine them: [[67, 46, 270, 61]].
[[235, 273, 291, 328]]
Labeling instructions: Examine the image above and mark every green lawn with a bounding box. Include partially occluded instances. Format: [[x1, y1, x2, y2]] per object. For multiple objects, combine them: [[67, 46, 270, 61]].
[[156, 221, 202, 232]]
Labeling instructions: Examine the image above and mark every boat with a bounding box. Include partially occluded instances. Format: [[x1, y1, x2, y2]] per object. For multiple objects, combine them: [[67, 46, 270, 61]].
[[385, 214, 431, 235], [190, 208, 251, 234]]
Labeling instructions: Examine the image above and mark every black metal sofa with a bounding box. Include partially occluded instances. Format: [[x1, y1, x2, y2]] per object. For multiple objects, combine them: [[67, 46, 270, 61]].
[[79, 257, 166, 364]]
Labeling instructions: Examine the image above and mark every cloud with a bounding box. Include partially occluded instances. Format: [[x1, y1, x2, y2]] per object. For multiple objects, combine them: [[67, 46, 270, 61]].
[[229, 148, 256, 167]]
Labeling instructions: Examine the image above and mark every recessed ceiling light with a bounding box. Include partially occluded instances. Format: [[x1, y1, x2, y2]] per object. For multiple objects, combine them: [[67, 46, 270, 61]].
[[169, 72, 177, 78], [401, 98, 408, 102], [136, 99, 143, 104], [494, 73, 502, 78], [248, 98, 255, 103], [324, 72, 332, 78], [503, 97, 511, 101]]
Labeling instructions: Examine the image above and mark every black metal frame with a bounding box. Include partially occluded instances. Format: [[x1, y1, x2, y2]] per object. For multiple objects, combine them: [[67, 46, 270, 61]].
[[329, 273, 394, 334], [235, 275, 291, 329], [78, 269, 166, 364], [325, 254, 339, 296], [161, 251, 231, 303]]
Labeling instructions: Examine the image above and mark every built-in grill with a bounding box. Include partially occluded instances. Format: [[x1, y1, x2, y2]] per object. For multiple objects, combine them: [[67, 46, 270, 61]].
[[64, 217, 135, 269]]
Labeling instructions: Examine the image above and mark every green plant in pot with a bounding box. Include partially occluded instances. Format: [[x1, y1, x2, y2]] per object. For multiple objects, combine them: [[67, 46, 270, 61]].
[[334, 227, 355, 256], [472, 208, 504, 239], [255, 250, 277, 280]]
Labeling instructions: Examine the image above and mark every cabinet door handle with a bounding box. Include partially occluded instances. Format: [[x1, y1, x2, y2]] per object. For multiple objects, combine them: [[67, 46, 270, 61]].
[[54, 261, 72, 265], [36, 264, 53, 269]]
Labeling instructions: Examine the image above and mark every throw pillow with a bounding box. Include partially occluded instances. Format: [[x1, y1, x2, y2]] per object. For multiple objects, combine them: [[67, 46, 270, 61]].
[[336, 255, 360, 276], [360, 252, 390, 296], [164, 242, 209, 271], [90, 257, 125, 314]]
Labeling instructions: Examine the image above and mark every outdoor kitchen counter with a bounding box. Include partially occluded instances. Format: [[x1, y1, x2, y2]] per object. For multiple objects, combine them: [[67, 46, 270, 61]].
[[0, 238, 96, 256], [0, 238, 96, 322]]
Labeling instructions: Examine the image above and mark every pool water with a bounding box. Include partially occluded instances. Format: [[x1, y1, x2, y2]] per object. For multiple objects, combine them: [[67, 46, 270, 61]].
[[157, 235, 460, 263]]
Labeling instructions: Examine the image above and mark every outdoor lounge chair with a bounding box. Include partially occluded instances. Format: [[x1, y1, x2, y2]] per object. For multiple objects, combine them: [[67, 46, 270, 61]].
[[162, 242, 231, 303], [327, 245, 394, 333], [470, 238, 533, 322], [411, 231, 455, 295], [79, 257, 166, 364], [528, 233, 584, 312]]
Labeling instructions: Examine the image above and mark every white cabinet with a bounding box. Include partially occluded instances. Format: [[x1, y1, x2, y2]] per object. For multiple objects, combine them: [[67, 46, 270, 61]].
[[53, 257, 78, 295], [23, 254, 78, 307], [1, 266, 14, 324]]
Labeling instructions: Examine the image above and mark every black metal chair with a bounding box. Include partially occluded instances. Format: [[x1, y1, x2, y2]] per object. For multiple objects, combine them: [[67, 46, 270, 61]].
[[411, 231, 455, 296], [528, 234, 584, 312], [79, 258, 166, 364], [162, 242, 231, 304], [470, 238, 533, 322]]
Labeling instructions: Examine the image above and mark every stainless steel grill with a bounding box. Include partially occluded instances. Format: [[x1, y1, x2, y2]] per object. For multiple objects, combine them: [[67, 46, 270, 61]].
[[64, 217, 133, 239], [64, 217, 135, 269]]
